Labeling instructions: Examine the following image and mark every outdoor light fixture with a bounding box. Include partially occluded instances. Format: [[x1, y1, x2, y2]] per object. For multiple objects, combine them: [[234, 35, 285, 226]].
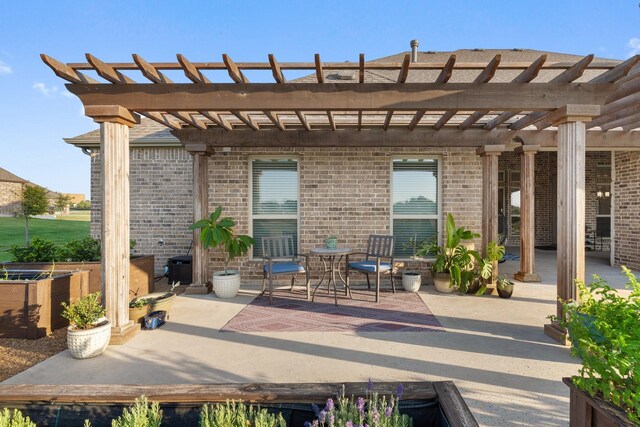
[[597, 191, 603, 198]]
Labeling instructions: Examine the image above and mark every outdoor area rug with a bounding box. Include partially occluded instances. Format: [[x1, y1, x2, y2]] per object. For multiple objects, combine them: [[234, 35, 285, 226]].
[[220, 290, 443, 333]]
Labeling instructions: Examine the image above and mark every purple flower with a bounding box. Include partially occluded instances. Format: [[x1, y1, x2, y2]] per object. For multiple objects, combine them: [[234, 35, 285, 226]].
[[396, 384, 404, 400], [367, 378, 374, 391], [356, 397, 365, 414], [346, 422, 354, 427], [318, 410, 326, 423], [312, 404, 321, 416], [312, 421, 319, 427], [329, 413, 335, 425], [372, 408, 380, 425], [385, 406, 392, 417], [304, 422, 312, 427], [325, 398, 334, 412]]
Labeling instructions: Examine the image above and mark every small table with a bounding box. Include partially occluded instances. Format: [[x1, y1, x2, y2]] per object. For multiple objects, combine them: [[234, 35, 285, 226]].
[[310, 247, 352, 306]]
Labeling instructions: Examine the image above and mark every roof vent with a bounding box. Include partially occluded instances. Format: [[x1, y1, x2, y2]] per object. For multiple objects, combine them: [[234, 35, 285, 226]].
[[327, 72, 355, 80], [512, 48, 524, 52], [410, 39, 419, 63], [472, 48, 485, 52]]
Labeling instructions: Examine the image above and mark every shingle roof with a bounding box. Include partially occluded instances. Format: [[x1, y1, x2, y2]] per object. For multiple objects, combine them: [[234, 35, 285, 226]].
[[0, 167, 28, 183]]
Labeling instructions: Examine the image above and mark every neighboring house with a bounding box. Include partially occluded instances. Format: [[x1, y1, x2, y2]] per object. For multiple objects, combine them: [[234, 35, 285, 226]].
[[0, 167, 27, 216], [0, 167, 85, 215], [63, 47, 640, 279]]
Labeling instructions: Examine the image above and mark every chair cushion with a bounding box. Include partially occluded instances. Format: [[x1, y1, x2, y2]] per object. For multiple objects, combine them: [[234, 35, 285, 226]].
[[348, 261, 392, 273], [264, 262, 305, 274]]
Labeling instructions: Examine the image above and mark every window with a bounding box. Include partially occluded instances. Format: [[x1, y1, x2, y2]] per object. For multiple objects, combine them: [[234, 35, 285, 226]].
[[391, 158, 440, 258], [596, 163, 611, 238], [250, 158, 298, 258]]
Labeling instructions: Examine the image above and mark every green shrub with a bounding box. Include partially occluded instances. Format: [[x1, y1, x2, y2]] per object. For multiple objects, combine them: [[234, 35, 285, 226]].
[[557, 267, 640, 422], [9, 238, 59, 262], [75, 200, 91, 210], [59, 237, 101, 262], [61, 292, 106, 330], [111, 396, 162, 427], [200, 401, 286, 427], [0, 408, 37, 427]]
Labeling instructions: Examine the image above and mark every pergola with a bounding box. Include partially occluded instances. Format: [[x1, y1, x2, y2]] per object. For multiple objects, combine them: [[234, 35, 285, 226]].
[[42, 52, 640, 344]]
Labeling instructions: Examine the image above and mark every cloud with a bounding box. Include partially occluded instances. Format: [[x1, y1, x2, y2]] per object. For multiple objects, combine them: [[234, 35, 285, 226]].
[[32, 82, 58, 96], [61, 91, 74, 98], [0, 60, 12, 74], [628, 38, 640, 57]]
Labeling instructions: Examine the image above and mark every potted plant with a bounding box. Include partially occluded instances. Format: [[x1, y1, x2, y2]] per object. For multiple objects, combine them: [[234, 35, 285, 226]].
[[60, 292, 111, 359], [467, 241, 506, 295], [190, 206, 254, 299], [496, 275, 514, 298], [416, 213, 480, 294], [128, 290, 150, 325], [324, 235, 338, 249], [554, 267, 639, 425]]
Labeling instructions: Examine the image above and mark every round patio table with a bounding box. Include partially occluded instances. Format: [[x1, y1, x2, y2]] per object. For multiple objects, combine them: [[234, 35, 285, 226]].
[[310, 247, 352, 306]]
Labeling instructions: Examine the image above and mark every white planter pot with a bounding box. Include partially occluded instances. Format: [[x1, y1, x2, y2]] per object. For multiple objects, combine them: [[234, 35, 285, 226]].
[[433, 272, 457, 294], [67, 318, 111, 359], [213, 270, 241, 298], [402, 272, 422, 292]]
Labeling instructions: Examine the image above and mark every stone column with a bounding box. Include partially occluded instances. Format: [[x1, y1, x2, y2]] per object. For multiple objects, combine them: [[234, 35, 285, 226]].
[[477, 145, 505, 280], [86, 105, 140, 345], [515, 145, 541, 282], [544, 105, 600, 344], [185, 145, 213, 294]]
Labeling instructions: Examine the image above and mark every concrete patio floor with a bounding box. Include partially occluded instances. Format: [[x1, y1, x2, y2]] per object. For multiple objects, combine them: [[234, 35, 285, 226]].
[[4, 249, 634, 426]]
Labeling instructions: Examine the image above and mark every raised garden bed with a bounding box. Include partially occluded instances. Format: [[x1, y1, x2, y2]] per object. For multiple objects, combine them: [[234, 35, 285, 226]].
[[564, 378, 635, 427], [0, 381, 478, 426], [1, 255, 154, 300], [0, 270, 89, 339]]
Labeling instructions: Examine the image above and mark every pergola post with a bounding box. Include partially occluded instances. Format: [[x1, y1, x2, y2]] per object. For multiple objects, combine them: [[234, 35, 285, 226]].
[[184, 144, 213, 294], [477, 144, 505, 281], [544, 105, 600, 344], [515, 145, 541, 282], [87, 105, 140, 345]]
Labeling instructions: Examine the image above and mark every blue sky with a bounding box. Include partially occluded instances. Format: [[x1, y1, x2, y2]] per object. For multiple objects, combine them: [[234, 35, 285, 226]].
[[0, 0, 638, 198]]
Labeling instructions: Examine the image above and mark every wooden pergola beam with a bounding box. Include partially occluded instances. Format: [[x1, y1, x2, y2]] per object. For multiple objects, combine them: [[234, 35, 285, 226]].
[[172, 127, 640, 149], [315, 53, 336, 130], [269, 54, 309, 130], [66, 82, 616, 112], [599, 111, 640, 131], [587, 104, 640, 129], [534, 104, 600, 130], [590, 55, 640, 83], [41, 54, 98, 84], [436, 54, 501, 130], [409, 54, 456, 130], [383, 53, 411, 130], [483, 54, 548, 130], [510, 55, 594, 130]]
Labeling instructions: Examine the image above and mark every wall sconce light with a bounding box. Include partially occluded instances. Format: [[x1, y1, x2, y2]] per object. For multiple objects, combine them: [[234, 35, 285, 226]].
[[605, 191, 610, 198], [597, 191, 603, 198]]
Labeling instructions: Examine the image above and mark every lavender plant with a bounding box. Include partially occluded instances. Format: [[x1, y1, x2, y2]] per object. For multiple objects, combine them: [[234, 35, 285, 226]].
[[305, 382, 412, 427], [200, 401, 286, 427]]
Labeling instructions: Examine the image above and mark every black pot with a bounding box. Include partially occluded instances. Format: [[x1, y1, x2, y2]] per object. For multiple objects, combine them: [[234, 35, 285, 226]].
[[497, 284, 514, 298]]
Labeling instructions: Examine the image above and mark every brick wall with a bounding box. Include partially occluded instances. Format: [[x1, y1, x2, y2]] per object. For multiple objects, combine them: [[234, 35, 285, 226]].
[[202, 146, 482, 282], [91, 148, 193, 275], [0, 182, 23, 216], [614, 151, 640, 270]]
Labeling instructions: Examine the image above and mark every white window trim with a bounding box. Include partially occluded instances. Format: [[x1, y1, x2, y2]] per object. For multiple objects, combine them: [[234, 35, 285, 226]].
[[248, 155, 300, 260], [389, 155, 442, 261]]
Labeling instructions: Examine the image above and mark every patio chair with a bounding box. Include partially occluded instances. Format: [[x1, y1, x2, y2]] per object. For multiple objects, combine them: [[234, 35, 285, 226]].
[[345, 234, 396, 303], [261, 235, 310, 305]]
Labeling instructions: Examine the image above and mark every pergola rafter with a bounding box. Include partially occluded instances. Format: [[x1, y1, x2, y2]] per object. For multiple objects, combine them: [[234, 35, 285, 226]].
[[42, 52, 640, 134]]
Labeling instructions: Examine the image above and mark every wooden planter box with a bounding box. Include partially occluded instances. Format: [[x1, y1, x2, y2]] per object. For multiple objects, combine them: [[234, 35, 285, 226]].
[[0, 381, 478, 426], [0, 270, 89, 339], [1, 255, 154, 301], [564, 378, 635, 426]]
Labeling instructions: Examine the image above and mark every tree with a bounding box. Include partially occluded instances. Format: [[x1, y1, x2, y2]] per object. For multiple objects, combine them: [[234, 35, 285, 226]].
[[21, 185, 49, 244], [75, 200, 91, 210], [55, 193, 72, 212]]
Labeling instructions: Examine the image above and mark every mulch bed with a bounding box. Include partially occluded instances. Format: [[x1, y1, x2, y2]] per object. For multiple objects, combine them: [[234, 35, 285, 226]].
[[0, 328, 67, 382]]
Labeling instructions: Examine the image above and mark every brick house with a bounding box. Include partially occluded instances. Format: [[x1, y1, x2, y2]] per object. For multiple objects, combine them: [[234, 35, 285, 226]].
[[0, 167, 27, 216], [49, 45, 640, 343]]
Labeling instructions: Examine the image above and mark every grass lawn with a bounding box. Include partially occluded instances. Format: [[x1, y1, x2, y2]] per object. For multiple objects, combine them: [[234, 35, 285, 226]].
[[56, 210, 91, 221], [0, 216, 90, 262]]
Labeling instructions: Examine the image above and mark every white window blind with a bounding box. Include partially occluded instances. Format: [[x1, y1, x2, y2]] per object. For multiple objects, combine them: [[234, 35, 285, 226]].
[[251, 159, 298, 257], [392, 158, 439, 257]]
